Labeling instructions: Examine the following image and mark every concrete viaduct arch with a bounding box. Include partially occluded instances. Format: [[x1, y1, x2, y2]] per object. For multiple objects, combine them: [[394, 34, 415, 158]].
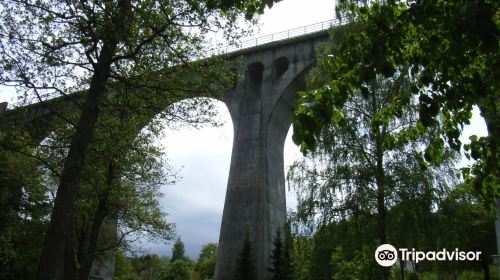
[[0, 26, 330, 280]]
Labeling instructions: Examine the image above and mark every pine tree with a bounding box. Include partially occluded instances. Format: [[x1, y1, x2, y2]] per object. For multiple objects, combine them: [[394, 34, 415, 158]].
[[235, 232, 255, 280], [269, 229, 284, 279], [171, 237, 185, 262], [269, 228, 293, 280]]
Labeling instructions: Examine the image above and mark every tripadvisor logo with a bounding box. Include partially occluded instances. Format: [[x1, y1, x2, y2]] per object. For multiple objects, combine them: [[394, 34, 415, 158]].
[[374, 244, 482, 267], [375, 244, 398, 267]]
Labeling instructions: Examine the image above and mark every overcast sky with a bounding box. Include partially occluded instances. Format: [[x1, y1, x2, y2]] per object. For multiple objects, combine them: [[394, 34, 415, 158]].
[[0, 0, 488, 260]]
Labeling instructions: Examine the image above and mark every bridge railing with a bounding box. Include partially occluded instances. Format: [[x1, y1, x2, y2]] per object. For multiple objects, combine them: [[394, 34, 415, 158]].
[[0, 19, 343, 111], [210, 18, 342, 56]]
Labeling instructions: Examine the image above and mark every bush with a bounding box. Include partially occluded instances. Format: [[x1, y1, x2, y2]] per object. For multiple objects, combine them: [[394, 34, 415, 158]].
[[157, 259, 193, 280]]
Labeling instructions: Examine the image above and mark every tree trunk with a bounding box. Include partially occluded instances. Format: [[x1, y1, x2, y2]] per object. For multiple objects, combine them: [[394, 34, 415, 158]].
[[36, 35, 119, 280], [376, 158, 387, 244], [371, 92, 388, 280], [376, 134, 389, 280], [63, 218, 78, 280], [78, 163, 115, 280], [35, 0, 133, 276], [78, 200, 109, 280]]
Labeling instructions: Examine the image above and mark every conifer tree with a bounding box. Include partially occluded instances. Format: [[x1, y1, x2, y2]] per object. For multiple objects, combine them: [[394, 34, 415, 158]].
[[269, 228, 294, 280], [235, 232, 255, 280], [171, 237, 186, 262]]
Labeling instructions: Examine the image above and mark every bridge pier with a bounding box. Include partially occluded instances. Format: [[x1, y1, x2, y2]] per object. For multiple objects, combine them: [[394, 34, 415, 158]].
[[216, 39, 316, 279]]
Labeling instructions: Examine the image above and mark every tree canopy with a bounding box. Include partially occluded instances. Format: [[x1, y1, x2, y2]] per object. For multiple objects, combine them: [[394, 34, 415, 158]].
[[292, 0, 499, 205], [196, 242, 217, 280], [0, 0, 281, 279], [0, 132, 51, 280], [289, 62, 460, 279], [171, 237, 186, 263]]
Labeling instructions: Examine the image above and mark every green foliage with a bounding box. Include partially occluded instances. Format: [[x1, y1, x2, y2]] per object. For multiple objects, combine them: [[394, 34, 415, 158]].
[[329, 244, 379, 280], [308, 225, 337, 280], [34, 110, 176, 271], [235, 233, 256, 280], [0, 0, 277, 107], [432, 185, 496, 275], [130, 254, 169, 280], [205, 0, 282, 20], [287, 66, 466, 279], [196, 242, 217, 280], [171, 237, 186, 263], [289, 70, 458, 239], [0, 0, 281, 277], [0, 132, 51, 280], [285, 187, 496, 279], [269, 230, 285, 278], [268, 229, 293, 280], [289, 236, 313, 280], [293, 0, 500, 205], [114, 251, 140, 280], [287, 222, 377, 280], [396, 269, 497, 280], [157, 259, 193, 280]]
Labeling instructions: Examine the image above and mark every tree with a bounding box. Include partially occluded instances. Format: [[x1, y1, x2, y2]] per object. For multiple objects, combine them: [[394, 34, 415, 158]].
[[292, 0, 499, 205], [171, 237, 186, 263], [235, 232, 256, 280], [329, 244, 379, 280], [434, 185, 496, 279], [269, 230, 285, 279], [130, 254, 169, 280], [114, 251, 140, 280], [157, 259, 193, 280], [290, 72, 457, 234], [0, 132, 52, 280], [286, 230, 312, 280], [290, 56, 459, 278], [0, 0, 281, 278], [268, 229, 293, 280], [196, 242, 217, 280], [33, 108, 176, 280]]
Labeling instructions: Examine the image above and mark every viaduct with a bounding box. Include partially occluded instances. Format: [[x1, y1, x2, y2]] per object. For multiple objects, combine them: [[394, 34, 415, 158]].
[[0, 20, 336, 280]]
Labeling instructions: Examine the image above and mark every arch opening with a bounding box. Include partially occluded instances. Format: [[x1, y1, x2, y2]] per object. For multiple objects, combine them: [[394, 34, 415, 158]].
[[138, 98, 233, 259], [246, 62, 264, 98], [273, 56, 289, 80]]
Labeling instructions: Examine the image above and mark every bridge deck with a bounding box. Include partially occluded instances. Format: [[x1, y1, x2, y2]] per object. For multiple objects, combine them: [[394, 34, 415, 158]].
[[0, 18, 340, 117]]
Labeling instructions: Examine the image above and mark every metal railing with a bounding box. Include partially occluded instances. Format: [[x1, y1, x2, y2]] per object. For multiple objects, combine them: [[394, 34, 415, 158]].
[[210, 18, 343, 55]]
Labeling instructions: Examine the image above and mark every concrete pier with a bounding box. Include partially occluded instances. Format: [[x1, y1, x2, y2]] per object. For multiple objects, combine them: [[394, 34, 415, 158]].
[[216, 35, 325, 279]]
